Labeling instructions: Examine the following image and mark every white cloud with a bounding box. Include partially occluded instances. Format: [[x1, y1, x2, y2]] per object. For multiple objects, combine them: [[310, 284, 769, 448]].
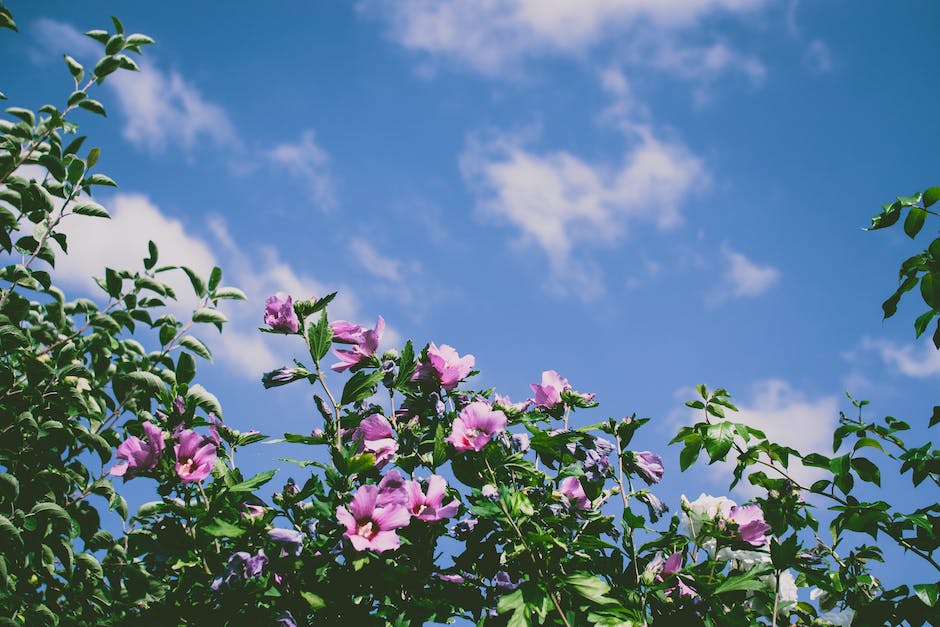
[[673, 379, 840, 496], [643, 39, 766, 85], [460, 127, 707, 298], [30, 18, 99, 62], [109, 60, 237, 153], [803, 39, 833, 74], [265, 130, 336, 211], [859, 336, 940, 378], [360, 0, 766, 76], [709, 245, 780, 304], [349, 238, 419, 284], [51, 192, 379, 380]]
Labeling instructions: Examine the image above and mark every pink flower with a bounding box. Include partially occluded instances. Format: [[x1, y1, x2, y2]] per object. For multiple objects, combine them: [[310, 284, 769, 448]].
[[633, 451, 665, 485], [348, 414, 398, 468], [336, 485, 411, 553], [331, 316, 384, 372], [558, 476, 591, 509], [330, 320, 368, 344], [658, 552, 696, 597], [377, 469, 408, 507], [405, 475, 460, 521], [174, 429, 217, 483], [264, 292, 299, 333], [728, 504, 771, 546], [446, 402, 507, 452], [530, 370, 570, 409], [493, 393, 533, 412], [110, 422, 165, 480], [414, 343, 475, 390]]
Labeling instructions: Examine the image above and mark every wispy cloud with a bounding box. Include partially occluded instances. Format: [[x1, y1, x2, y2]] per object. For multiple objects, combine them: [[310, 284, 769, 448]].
[[859, 336, 940, 378], [460, 126, 707, 299], [803, 39, 833, 74], [708, 244, 780, 305], [349, 238, 420, 284], [265, 130, 336, 211], [360, 0, 766, 77]]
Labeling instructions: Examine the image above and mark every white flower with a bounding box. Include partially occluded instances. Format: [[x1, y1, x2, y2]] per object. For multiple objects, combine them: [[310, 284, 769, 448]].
[[817, 608, 855, 626], [810, 587, 827, 602], [759, 570, 798, 615], [716, 547, 772, 570], [680, 493, 736, 541]]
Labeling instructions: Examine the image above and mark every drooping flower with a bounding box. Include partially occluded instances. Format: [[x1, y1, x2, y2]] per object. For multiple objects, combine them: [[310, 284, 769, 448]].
[[446, 402, 507, 452], [268, 527, 305, 556], [376, 469, 408, 507], [509, 432, 531, 453], [109, 421, 165, 480], [493, 571, 522, 591], [582, 437, 614, 481], [348, 413, 398, 468], [264, 292, 299, 333], [262, 366, 309, 388], [637, 490, 668, 522], [413, 343, 475, 390], [494, 393, 533, 413], [632, 451, 665, 485], [405, 475, 460, 521], [241, 503, 266, 521], [336, 485, 410, 553], [331, 316, 384, 372], [728, 504, 771, 546], [330, 320, 369, 344], [174, 429, 217, 483], [557, 476, 591, 509], [530, 370, 570, 409], [210, 549, 268, 590]]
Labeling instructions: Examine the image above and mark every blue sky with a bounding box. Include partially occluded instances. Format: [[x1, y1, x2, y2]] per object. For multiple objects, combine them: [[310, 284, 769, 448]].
[[4, 0, 940, 592]]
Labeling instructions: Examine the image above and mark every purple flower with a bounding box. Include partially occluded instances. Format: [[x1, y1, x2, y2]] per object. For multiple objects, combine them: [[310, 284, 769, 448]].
[[264, 292, 299, 333], [330, 320, 368, 344], [241, 503, 266, 521], [174, 429, 217, 483], [509, 432, 531, 453], [331, 316, 384, 372], [262, 367, 308, 388], [493, 571, 521, 591], [656, 552, 697, 597], [446, 402, 507, 452], [450, 517, 477, 539], [211, 549, 268, 590], [494, 393, 533, 413], [530, 370, 570, 409], [406, 475, 460, 521], [633, 451, 665, 485], [377, 469, 409, 507], [637, 491, 668, 522], [582, 437, 614, 481], [268, 527, 305, 556], [729, 504, 771, 546], [558, 476, 591, 510], [435, 573, 466, 584], [173, 396, 186, 415], [413, 343, 475, 390], [348, 413, 398, 468], [110, 422, 165, 480], [336, 485, 411, 553]]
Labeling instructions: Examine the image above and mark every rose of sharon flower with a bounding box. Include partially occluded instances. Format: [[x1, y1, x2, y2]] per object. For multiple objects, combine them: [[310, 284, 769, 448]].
[[660, 552, 696, 597], [413, 343, 475, 390], [632, 451, 665, 485], [530, 370, 570, 408], [558, 476, 591, 509], [728, 504, 771, 546], [110, 422, 165, 480], [331, 316, 384, 372], [268, 528, 305, 556], [336, 485, 411, 553], [405, 475, 460, 521], [349, 414, 398, 468], [377, 470, 409, 507], [447, 402, 507, 452], [174, 429, 217, 483], [264, 292, 299, 333]]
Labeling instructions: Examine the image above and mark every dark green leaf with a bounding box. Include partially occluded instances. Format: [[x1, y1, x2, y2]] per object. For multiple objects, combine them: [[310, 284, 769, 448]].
[[78, 99, 106, 117], [704, 421, 734, 463], [308, 311, 333, 362], [914, 583, 939, 607], [924, 186, 940, 208], [922, 273, 940, 310], [340, 370, 384, 406], [201, 518, 246, 538], [228, 470, 277, 493], [180, 335, 212, 360], [564, 573, 614, 605], [188, 384, 222, 417], [914, 309, 938, 338], [176, 351, 196, 385], [867, 202, 901, 230], [905, 207, 928, 238], [72, 201, 110, 218]]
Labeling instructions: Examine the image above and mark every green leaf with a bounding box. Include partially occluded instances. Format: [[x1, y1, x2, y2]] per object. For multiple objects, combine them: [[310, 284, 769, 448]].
[[176, 351, 196, 385], [125, 370, 165, 393], [192, 307, 227, 327], [340, 370, 384, 406], [179, 335, 212, 360], [914, 309, 938, 338], [0, 7, 17, 31], [5, 107, 34, 126], [714, 565, 773, 594], [924, 186, 940, 208], [883, 275, 918, 319], [84, 173, 117, 187], [78, 99, 106, 116], [929, 406, 940, 428], [188, 384, 222, 417], [143, 240, 158, 269], [208, 266, 222, 291], [308, 311, 333, 362], [201, 518, 246, 538], [0, 514, 21, 545], [345, 453, 377, 475], [72, 201, 110, 218], [851, 457, 881, 486], [922, 273, 940, 310], [704, 421, 734, 463], [913, 583, 939, 607], [64, 55, 84, 82], [93, 55, 121, 81], [867, 201, 901, 230], [679, 440, 701, 471], [301, 591, 325, 609], [76, 553, 103, 580], [212, 286, 247, 300], [228, 470, 277, 493], [905, 207, 928, 239], [394, 339, 416, 389], [564, 573, 615, 605], [30, 501, 71, 525], [182, 266, 207, 297]]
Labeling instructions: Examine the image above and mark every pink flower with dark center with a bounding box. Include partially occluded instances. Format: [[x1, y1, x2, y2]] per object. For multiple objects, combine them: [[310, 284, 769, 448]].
[[446, 402, 507, 452], [405, 475, 460, 521], [264, 292, 299, 333], [348, 413, 398, 468], [331, 316, 384, 372], [414, 343, 475, 390], [558, 476, 591, 509], [110, 422, 165, 480], [174, 429, 217, 483], [729, 504, 771, 546], [336, 485, 410, 553], [633, 451, 665, 485], [530, 370, 570, 409]]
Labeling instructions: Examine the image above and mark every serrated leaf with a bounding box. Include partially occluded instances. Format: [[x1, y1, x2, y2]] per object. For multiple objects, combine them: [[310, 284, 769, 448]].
[[914, 583, 939, 607], [228, 469, 277, 493], [201, 518, 246, 538], [308, 311, 333, 362], [714, 565, 773, 594]]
